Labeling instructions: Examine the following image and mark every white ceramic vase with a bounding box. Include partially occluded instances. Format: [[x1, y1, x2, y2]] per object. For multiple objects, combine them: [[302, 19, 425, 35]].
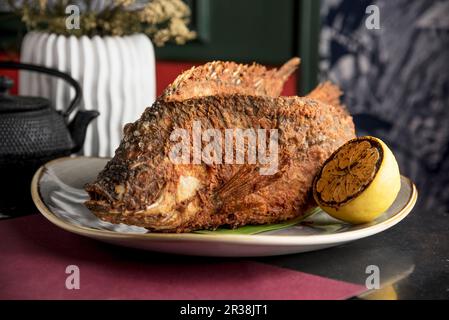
[[19, 31, 156, 157]]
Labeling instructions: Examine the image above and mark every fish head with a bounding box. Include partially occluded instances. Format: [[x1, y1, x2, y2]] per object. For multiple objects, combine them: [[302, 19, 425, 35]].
[[85, 138, 206, 231]]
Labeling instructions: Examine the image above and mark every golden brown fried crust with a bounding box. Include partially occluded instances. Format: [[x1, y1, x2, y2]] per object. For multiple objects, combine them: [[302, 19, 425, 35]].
[[307, 81, 345, 110], [160, 58, 300, 102], [85, 94, 355, 232]]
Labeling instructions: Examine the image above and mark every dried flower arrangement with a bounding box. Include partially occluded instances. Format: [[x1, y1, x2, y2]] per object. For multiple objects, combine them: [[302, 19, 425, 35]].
[[7, 0, 196, 46]]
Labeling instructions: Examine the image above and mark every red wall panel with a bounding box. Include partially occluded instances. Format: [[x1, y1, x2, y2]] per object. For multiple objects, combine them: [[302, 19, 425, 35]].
[[0, 53, 20, 95]]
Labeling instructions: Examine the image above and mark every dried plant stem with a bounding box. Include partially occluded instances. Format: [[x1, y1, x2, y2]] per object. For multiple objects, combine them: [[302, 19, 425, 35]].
[[7, 0, 196, 46]]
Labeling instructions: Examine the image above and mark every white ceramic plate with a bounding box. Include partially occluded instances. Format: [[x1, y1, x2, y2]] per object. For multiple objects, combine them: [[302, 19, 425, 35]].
[[31, 157, 418, 257]]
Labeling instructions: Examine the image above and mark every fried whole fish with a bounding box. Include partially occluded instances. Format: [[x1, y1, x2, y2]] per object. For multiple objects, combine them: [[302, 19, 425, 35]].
[[85, 93, 355, 232]]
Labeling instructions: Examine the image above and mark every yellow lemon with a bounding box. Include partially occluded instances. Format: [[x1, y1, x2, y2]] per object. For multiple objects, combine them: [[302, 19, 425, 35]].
[[313, 136, 401, 224]]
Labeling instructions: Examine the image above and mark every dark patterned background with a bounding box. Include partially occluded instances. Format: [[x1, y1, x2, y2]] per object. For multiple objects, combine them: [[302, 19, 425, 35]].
[[319, 0, 449, 212]]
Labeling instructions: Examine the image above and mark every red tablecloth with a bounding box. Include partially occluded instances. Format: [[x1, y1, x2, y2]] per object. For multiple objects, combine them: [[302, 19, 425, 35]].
[[0, 215, 365, 299]]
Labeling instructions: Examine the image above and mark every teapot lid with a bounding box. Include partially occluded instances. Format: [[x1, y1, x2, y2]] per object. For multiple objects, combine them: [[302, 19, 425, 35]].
[[0, 76, 49, 113]]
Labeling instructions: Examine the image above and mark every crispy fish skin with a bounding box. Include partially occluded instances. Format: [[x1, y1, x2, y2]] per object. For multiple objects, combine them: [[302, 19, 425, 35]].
[[160, 58, 300, 102], [85, 94, 355, 232]]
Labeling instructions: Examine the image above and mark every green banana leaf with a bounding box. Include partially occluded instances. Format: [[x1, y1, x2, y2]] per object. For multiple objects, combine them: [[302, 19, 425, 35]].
[[194, 207, 321, 235]]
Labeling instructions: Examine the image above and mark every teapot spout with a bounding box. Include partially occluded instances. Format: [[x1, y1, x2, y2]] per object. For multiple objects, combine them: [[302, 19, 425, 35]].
[[68, 110, 99, 153]]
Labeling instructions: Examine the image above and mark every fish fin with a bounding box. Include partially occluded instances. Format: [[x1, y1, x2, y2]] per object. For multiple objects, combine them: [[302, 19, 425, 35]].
[[160, 58, 301, 101], [276, 57, 301, 83], [306, 81, 346, 110], [220, 193, 270, 225], [215, 162, 287, 203]]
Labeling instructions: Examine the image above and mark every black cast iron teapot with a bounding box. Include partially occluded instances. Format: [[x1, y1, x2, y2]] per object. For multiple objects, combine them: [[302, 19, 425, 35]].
[[0, 61, 99, 157], [0, 61, 99, 214]]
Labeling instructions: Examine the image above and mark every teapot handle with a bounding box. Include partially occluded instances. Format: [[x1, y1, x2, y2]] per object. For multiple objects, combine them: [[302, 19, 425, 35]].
[[0, 61, 81, 118]]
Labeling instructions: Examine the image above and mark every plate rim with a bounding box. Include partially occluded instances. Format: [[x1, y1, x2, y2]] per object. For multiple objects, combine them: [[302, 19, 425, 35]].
[[31, 156, 418, 246]]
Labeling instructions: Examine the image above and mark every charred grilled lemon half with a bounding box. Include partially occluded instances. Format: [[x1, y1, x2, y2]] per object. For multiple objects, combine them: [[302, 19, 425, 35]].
[[313, 136, 401, 224]]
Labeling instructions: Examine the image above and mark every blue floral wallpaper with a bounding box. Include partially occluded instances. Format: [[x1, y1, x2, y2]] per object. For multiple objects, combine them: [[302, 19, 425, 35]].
[[319, 0, 449, 212]]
